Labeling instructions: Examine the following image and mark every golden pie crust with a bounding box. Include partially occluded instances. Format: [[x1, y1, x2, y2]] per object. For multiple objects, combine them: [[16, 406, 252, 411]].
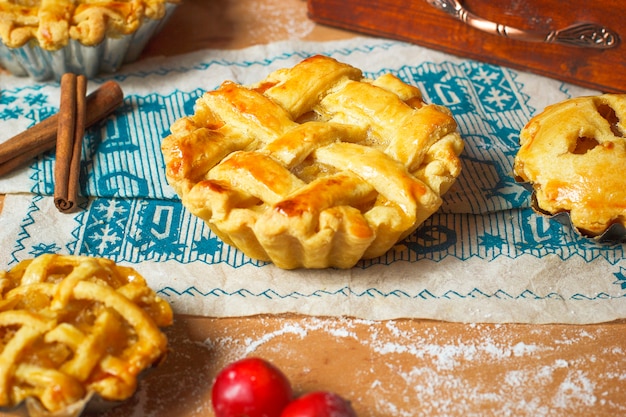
[[514, 94, 626, 237], [0, 0, 179, 50], [0, 254, 173, 414], [162, 55, 464, 269]]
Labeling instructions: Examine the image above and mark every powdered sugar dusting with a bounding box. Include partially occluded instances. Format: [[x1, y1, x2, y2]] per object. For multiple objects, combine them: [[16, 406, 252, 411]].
[[231, 0, 315, 44], [101, 316, 626, 417], [205, 317, 626, 416], [553, 370, 597, 408]]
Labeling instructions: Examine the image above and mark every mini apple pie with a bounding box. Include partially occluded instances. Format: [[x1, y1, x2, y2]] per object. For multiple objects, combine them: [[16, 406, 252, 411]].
[[0, 0, 180, 80], [514, 94, 626, 239], [0, 0, 175, 49], [162, 55, 464, 269], [0, 254, 173, 416]]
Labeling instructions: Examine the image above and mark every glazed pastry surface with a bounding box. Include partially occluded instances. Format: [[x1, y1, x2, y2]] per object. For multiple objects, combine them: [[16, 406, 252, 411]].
[[163, 55, 464, 269], [0, 254, 173, 413], [514, 94, 626, 237]]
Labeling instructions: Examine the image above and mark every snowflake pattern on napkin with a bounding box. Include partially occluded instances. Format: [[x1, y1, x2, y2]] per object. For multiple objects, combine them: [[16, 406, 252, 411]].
[[0, 39, 623, 323]]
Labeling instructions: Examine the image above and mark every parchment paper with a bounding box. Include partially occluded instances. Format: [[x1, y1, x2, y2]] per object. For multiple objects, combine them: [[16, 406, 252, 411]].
[[0, 37, 624, 324]]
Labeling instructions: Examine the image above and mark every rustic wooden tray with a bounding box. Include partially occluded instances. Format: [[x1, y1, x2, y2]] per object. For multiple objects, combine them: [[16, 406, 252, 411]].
[[307, 0, 625, 93]]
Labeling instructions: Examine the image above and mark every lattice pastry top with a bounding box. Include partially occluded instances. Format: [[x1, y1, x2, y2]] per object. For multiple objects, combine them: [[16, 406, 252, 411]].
[[162, 55, 465, 269], [514, 94, 626, 238], [0, 254, 172, 416], [0, 0, 179, 50]]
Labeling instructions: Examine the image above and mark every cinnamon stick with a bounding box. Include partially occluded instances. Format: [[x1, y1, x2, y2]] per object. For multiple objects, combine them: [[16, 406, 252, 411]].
[[54, 74, 87, 213], [0, 80, 124, 177]]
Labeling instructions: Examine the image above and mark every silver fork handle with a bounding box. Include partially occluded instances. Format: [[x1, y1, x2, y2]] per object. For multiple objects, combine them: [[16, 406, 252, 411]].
[[427, 0, 620, 49]]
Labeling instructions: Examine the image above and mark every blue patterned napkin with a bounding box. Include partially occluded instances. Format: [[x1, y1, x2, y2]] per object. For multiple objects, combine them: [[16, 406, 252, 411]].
[[0, 38, 623, 324]]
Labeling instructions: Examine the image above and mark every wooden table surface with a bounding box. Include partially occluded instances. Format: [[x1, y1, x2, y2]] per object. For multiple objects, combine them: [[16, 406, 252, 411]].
[[3, 0, 626, 416]]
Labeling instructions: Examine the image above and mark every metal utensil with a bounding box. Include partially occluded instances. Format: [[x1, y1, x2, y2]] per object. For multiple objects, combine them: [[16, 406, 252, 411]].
[[426, 0, 620, 49]]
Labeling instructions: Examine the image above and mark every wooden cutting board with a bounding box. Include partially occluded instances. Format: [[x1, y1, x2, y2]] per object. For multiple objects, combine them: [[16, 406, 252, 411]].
[[307, 0, 625, 93]]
